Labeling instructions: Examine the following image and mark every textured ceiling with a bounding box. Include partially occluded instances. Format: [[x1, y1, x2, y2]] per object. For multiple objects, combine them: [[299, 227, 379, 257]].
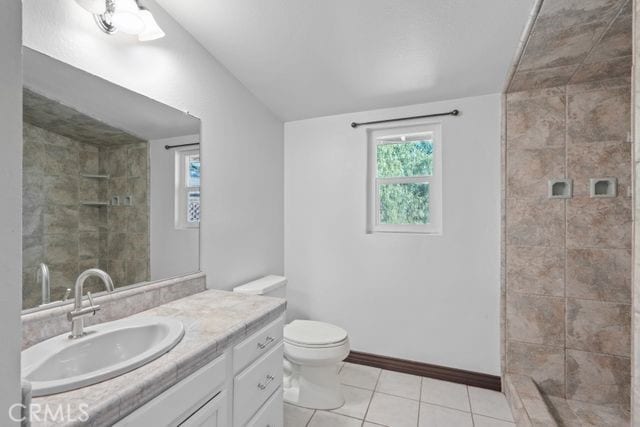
[[157, 0, 535, 121], [508, 0, 631, 92]]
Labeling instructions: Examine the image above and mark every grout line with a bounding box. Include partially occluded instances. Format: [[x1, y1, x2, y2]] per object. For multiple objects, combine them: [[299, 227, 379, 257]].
[[467, 384, 475, 427], [565, 0, 630, 84], [361, 367, 382, 424], [564, 82, 569, 401], [417, 377, 423, 426], [305, 409, 316, 427]]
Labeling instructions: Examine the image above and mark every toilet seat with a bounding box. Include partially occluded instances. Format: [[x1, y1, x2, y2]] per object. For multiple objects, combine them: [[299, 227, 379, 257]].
[[284, 320, 348, 348]]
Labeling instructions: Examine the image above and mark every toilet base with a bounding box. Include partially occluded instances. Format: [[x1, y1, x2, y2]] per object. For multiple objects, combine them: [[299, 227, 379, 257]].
[[283, 359, 345, 410]]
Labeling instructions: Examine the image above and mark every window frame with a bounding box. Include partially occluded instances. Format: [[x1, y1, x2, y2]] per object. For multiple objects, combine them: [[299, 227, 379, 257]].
[[174, 148, 200, 230], [367, 123, 443, 235]]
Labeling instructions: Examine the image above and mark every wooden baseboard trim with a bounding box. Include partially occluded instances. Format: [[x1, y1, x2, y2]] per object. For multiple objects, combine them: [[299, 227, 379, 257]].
[[345, 351, 501, 391]]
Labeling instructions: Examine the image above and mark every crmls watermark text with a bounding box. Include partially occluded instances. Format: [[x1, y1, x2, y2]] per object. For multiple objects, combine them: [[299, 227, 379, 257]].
[[8, 403, 90, 423]]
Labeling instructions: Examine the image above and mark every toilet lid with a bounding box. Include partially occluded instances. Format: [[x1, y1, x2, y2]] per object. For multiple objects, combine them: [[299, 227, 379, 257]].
[[284, 320, 348, 347]]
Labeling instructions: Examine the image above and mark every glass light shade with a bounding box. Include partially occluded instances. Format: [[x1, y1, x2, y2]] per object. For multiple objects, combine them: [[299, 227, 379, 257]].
[[75, 0, 107, 14], [138, 8, 165, 41], [111, 0, 145, 35]]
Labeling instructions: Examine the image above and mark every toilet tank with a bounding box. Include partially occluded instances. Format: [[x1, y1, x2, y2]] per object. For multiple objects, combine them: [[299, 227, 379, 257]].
[[233, 275, 287, 299]]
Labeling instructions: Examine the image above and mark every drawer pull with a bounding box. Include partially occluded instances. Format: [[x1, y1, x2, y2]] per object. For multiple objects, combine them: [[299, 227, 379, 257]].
[[256, 336, 275, 350], [257, 374, 275, 390]]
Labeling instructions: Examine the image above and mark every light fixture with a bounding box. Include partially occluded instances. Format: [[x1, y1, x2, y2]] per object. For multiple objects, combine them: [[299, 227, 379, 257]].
[[74, 0, 165, 41]]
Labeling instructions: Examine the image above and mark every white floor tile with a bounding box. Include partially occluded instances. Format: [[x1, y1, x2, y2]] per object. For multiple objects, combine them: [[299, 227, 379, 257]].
[[308, 411, 362, 427], [419, 403, 473, 427], [376, 370, 421, 400], [472, 414, 516, 427], [420, 378, 470, 411], [365, 392, 420, 427], [339, 363, 381, 390], [284, 403, 315, 427], [331, 384, 373, 419], [468, 387, 514, 421]]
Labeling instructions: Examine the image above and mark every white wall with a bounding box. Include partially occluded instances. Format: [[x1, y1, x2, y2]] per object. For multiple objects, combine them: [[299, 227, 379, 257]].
[[22, 0, 284, 290], [0, 0, 22, 422], [285, 94, 502, 374], [150, 135, 200, 280]]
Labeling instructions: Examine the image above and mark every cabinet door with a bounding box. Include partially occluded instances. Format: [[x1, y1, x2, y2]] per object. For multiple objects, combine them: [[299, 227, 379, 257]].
[[180, 391, 227, 427], [246, 386, 283, 427]]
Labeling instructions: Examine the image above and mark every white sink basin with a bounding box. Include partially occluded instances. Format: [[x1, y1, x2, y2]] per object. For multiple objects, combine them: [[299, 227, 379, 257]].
[[22, 316, 185, 397]]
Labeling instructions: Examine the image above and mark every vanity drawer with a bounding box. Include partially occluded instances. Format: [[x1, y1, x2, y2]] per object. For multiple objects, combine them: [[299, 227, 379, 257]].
[[115, 354, 226, 427], [234, 343, 283, 426], [234, 315, 284, 373], [246, 386, 283, 427]]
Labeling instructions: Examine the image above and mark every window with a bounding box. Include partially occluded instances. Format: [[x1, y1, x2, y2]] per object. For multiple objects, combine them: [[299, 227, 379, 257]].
[[175, 149, 200, 229], [368, 123, 442, 234]]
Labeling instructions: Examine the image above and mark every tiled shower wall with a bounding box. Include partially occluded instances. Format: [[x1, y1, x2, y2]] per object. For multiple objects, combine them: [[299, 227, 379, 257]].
[[505, 79, 632, 407], [22, 123, 149, 309]]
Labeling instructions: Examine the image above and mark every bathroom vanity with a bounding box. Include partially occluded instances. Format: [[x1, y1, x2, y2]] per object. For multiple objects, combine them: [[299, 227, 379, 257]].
[[26, 288, 286, 426]]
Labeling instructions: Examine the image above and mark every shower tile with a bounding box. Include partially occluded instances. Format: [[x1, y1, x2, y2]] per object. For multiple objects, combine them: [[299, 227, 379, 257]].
[[128, 147, 148, 178], [22, 234, 44, 269], [128, 177, 148, 205], [566, 140, 631, 197], [566, 197, 632, 249], [583, 4, 632, 63], [23, 206, 44, 237], [566, 298, 631, 356], [109, 176, 127, 196], [127, 206, 149, 233], [506, 342, 565, 397], [566, 248, 631, 302], [506, 246, 565, 297], [506, 94, 565, 148], [44, 205, 79, 234], [567, 85, 630, 144], [79, 205, 106, 232], [44, 143, 78, 176], [23, 172, 45, 210], [508, 65, 577, 92], [107, 206, 128, 229], [45, 174, 79, 206], [534, 0, 621, 34], [79, 146, 100, 174], [104, 147, 127, 178], [506, 147, 565, 199], [107, 232, 128, 259], [506, 198, 565, 248], [44, 234, 79, 265], [125, 233, 149, 259], [125, 258, 149, 285], [506, 293, 565, 346], [79, 231, 100, 260], [570, 55, 632, 84], [519, 22, 606, 70], [566, 349, 630, 409], [79, 178, 100, 202]]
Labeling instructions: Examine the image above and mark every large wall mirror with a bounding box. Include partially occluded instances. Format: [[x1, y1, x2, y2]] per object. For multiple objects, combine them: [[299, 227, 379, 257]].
[[22, 48, 201, 311]]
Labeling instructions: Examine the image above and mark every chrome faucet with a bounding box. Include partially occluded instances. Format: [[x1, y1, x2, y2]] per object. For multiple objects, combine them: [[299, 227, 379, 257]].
[[36, 263, 50, 305], [67, 269, 115, 339]]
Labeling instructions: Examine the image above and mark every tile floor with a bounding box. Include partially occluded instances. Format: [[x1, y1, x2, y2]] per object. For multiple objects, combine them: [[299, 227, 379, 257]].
[[284, 363, 515, 427]]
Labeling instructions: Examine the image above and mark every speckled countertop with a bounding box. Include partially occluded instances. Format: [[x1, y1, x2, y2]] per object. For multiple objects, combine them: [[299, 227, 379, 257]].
[[29, 289, 286, 427]]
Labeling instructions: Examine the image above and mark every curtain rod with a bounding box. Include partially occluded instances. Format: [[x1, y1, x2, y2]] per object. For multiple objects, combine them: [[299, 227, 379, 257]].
[[350, 109, 459, 128], [164, 142, 200, 150]]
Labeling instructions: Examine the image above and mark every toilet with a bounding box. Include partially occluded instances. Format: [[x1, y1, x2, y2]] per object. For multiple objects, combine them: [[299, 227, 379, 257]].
[[233, 275, 350, 410]]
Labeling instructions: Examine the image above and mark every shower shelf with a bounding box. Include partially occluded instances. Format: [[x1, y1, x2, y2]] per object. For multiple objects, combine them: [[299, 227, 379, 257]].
[[80, 173, 110, 179], [80, 201, 110, 207]]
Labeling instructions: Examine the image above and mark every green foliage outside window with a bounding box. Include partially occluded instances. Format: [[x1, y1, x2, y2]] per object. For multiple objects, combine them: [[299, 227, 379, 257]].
[[376, 140, 432, 224]]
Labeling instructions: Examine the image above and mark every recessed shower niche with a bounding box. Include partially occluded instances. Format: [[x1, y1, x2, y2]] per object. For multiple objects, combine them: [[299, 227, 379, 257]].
[[548, 179, 572, 199], [590, 177, 617, 198]]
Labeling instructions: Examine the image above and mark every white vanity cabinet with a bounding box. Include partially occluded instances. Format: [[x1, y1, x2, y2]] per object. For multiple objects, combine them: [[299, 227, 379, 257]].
[[114, 315, 285, 427]]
